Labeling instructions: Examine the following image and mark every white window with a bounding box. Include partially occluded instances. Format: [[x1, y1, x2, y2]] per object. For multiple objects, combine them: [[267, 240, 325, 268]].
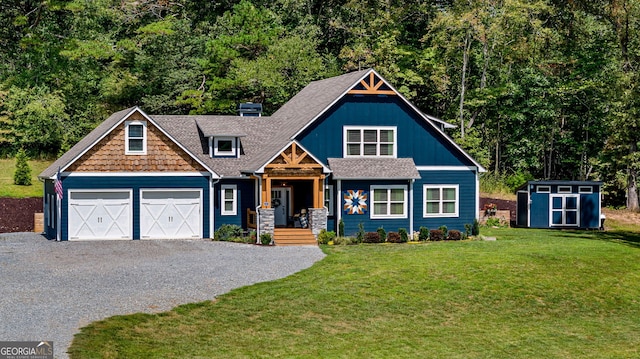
[[214, 137, 236, 157], [423, 185, 459, 217], [579, 186, 593, 194], [344, 126, 396, 157], [537, 186, 551, 193], [221, 185, 237, 216], [325, 185, 334, 216], [558, 186, 572, 194], [125, 121, 147, 155], [371, 185, 407, 218]]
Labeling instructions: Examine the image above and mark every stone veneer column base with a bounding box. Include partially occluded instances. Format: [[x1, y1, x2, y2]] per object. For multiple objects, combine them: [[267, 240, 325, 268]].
[[309, 208, 328, 238], [258, 208, 275, 240]]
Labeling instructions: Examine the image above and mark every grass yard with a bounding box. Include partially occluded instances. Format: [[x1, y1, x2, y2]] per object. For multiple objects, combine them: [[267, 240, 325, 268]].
[[69, 226, 640, 359], [0, 158, 53, 198]]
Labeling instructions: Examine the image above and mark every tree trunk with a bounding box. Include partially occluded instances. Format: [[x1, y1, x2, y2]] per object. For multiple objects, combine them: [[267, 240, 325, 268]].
[[459, 31, 471, 138], [628, 143, 640, 211]]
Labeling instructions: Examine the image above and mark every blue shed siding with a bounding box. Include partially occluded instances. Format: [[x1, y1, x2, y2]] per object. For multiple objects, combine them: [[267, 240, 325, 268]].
[[214, 179, 255, 230], [57, 175, 210, 240], [413, 170, 477, 232], [297, 95, 474, 167], [523, 182, 601, 229]]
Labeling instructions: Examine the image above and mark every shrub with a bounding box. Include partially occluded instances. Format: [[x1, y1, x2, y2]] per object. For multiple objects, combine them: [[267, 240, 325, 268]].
[[472, 219, 480, 236], [418, 226, 429, 241], [430, 229, 444, 241], [387, 231, 402, 243], [318, 229, 336, 245], [438, 225, 448, 239], [485, 217, 501, 227], [447, 230, 462, 241], [333, 236, 355, 245], [356, 222, 365, 243], [398, 228, 409, 243], [260, 232, 272, 245], [363, 232, 381, 243], [214, 224, 243, 241], [338, 219, 345, 237], [464, 223, 472, 238], [377, 227, 387, 243], [13, 149, 31, 186]]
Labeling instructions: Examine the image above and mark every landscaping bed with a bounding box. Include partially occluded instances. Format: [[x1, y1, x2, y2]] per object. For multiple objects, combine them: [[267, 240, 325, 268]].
[[0, 197, 42, 233]]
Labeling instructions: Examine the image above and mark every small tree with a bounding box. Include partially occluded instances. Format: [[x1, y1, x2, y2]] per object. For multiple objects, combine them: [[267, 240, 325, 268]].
[[338, 218, 345, 237], [13, 148, 31, 186]]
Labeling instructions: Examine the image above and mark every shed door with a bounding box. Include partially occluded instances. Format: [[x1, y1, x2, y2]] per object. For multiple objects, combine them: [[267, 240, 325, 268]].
[[550, 195, 579, 227], [68, 191, 132, 240], [140, 190, 202, 239]]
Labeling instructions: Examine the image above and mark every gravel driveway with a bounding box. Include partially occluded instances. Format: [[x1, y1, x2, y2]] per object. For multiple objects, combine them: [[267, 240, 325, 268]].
[[0, 233, 325, 359]]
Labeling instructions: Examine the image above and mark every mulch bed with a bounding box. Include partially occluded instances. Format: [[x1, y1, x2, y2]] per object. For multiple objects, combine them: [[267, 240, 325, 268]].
[[0, 197, 518, 233], [0, 197, 43, 233]]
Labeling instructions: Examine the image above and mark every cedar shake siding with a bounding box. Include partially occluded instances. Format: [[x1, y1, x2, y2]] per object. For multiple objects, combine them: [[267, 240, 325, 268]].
[[68, 120, 206, 173]]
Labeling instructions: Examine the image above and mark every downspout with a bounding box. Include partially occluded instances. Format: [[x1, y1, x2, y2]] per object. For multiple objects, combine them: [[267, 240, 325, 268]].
[[255, 174, 262, 244], [409, 179, 415, 236], [336, 179, 342, 234], [475, 168, 481, 221]]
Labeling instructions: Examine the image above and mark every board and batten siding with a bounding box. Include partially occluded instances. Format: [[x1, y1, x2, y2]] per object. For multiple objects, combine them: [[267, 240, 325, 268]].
[[339, 179, 412, 236], [296, 95, 475, 168], [54, 175, 210, 240], [213, 179, 255, 230], [413, 169, 478, 232]]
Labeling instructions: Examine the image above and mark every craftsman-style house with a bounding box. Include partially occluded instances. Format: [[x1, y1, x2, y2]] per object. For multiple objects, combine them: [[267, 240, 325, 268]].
[[39, 69, 486, 242]]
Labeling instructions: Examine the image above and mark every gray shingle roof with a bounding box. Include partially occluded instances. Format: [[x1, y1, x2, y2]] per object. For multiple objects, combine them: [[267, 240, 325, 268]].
[[327, 158, 420, 180], [195, 116, 248, 137], [39, 69, 484, 180]]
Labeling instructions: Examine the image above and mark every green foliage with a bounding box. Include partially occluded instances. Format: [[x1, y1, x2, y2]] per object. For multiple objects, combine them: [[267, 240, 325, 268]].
[[338, 219, 345, 238], [464, 223, 473, 238], [356, 223, 365, 243], [214, 224, 243, 241], [317, 229, 336, 245], [398, 228, 409, 243], [333, 236, 356, 245], [418, 226, 429, 241], [438, 225, 448, 239], [260, 232, 272, 245], [13, 149, 31, 186], [376, 227, 386, 243], [472, 219, 481, 236]]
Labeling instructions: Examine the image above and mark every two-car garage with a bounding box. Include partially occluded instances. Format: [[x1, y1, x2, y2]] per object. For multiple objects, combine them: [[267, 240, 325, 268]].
[[67, 189, 203, 240]]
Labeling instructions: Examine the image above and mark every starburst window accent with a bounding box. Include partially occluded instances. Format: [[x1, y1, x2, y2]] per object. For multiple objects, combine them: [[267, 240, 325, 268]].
[[343, 190, 368, 215]]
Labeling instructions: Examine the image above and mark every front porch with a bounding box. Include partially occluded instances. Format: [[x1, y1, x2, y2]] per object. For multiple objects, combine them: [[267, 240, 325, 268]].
[[249, 142, 330, 243]]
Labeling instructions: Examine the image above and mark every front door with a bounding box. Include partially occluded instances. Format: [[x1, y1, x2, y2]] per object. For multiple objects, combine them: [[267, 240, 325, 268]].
[[271, 188, 290, 226]]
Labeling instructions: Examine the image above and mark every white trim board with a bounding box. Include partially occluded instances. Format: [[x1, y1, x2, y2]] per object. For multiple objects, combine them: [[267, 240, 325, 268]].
[[416, 166, 477, 171]]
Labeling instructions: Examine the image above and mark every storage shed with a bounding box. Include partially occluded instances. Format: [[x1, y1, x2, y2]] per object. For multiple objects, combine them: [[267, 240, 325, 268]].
[[516, 181, 602, 229]]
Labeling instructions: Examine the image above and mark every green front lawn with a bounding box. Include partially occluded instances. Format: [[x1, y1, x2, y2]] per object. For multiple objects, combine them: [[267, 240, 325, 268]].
[[0, 158, 53, 198], [70, 228, 640, 358]]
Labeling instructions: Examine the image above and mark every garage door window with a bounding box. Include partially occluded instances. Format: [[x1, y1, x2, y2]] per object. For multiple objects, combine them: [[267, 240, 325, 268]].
[[221, 185, 237, 216]]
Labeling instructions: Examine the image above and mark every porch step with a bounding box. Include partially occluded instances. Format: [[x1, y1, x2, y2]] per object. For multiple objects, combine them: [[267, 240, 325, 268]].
[[273, 228, 317, 246]]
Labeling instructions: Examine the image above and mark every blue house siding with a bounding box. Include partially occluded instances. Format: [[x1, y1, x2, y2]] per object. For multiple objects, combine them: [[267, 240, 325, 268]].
[[529, 190, 550, 228], [297, 96, 474, 168], [56, 175, 210, 240], [339, 179, 412, 236], [413, 170, 478, 232], [214, 179, 255, 230]]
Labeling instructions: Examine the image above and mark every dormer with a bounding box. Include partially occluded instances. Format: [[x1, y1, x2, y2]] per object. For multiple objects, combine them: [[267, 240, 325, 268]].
[[196, 117, 246, 158]]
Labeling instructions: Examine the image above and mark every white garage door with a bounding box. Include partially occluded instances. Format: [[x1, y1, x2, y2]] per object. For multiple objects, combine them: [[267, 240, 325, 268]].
[[140, 190, 202, 239], [68, 191, 133, 240]]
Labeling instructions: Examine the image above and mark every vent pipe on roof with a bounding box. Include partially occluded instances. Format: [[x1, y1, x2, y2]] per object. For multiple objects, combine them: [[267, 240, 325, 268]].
[[237, 102, 262, 117]]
